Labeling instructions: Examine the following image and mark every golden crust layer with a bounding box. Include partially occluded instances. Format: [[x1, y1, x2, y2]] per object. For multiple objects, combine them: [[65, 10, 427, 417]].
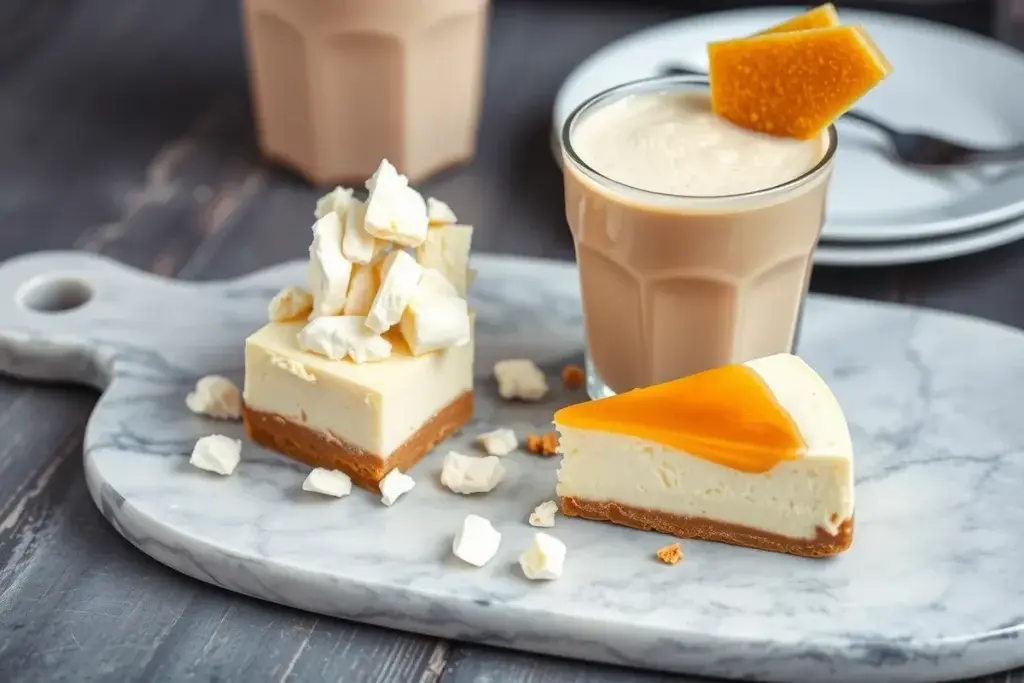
[[243, 391, 473, 493], [560, 495, 853, 558]]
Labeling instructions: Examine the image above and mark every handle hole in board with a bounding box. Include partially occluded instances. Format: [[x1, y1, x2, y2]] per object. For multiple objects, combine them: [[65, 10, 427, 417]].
[[17, 276, 94, 313]]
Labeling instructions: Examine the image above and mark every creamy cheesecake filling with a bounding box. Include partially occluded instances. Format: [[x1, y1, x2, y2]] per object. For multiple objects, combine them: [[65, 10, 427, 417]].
[[555, 429, 853, 540], [244, 321, 473, 458]]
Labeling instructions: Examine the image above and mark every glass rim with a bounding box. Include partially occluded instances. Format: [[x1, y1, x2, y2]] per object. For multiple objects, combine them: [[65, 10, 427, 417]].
[[559, 74, 839, 203]]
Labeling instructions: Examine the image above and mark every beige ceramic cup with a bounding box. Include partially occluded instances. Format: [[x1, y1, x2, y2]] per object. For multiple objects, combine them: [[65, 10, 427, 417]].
[[242, 0, 490, 185], [560, 75, 838, 400]]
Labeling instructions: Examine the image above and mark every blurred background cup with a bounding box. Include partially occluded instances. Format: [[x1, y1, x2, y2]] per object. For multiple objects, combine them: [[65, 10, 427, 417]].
[[241, 0, 490, 186], [995, 0, 1024, 48], [560, 75, 839, 401]]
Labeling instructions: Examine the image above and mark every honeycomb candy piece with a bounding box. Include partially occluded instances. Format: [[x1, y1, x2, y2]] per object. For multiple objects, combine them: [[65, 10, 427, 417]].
[[708, 25, 892, 140], [758, 3, 840, 35]]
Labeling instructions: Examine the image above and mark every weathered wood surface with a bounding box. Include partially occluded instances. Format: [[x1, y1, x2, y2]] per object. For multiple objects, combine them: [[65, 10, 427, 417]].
[[0, 0, 1020, 681]]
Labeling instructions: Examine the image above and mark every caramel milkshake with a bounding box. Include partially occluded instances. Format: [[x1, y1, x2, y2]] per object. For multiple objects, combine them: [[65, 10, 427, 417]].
[[561, 75, 837, 398], [242, 0, 489, 185]]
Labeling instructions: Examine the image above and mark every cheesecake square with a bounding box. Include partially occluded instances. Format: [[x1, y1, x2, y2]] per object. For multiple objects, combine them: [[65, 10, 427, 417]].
[[242, 320, 474, 491]]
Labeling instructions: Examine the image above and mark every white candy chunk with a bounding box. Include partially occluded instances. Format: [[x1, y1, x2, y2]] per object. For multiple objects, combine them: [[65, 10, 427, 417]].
[[396, 267, 466, 355], [298, 316, 392, 363], [185, 375, 242, 420], [364, 160, 428, 247], [529, 501, 558, 528], [493, 359, 549, 401], [519, 532, 566, 580], [307, 212, 353, 318], [440, 451, 505, 495], [365, 158, 402, 193], [417, 268, 458, 298], [399, 295, 471, 356], [189, 435, 242, 476], [314, 186, 354, 220], [452, 514, 501, 567], [341, 198, 379, 264], [415, 224, 473, 296], [427, 197, 458, 226], [389, 186, 430, 247], [269, 354, 317, 383], [476, 428, 518, 456], [343, 262, 380, 316], [366, 249, 423, 333], [379, 469, 415, 506], [302, 468, 353, 498], [268, 286, 313, 323]]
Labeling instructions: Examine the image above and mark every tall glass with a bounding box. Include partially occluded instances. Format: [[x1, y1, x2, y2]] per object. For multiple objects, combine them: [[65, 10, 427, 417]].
[[560, 75, 838, 400]]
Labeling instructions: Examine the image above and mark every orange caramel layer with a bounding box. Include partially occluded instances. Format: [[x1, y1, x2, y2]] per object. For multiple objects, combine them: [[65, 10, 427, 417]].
[[553, 364, 805, 473], [708, 25, 893, 140], [758, 3, 840, 35]]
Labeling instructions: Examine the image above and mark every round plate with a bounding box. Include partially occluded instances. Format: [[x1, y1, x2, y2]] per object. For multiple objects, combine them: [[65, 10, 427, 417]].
[[552, 7, 1024, 243], [815, 212, 1024, 266]]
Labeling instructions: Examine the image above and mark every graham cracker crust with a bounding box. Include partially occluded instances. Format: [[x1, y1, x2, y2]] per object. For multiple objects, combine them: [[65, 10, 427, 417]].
[[560, 496, 853, 558], [243, 391, 473, 493]]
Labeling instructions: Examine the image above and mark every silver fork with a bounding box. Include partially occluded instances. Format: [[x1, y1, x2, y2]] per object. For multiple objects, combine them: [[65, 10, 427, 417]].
[[660, 65, 1024, 168]]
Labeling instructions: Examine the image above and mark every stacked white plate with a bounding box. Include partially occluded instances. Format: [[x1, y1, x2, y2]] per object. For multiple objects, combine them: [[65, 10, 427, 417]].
[[551, 7, 1024, 267]]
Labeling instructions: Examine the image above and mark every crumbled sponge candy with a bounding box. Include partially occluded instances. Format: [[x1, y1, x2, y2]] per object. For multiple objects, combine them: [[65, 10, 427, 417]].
[[708, 25, 892, 140], [758, 3, 840, 35]]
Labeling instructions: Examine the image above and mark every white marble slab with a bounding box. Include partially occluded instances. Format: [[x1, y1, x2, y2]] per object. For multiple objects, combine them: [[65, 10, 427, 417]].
[[0, 250, 1021, 683]]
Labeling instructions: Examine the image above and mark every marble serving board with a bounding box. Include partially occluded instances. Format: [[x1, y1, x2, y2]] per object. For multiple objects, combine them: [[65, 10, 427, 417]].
[[0, 251, 1022, 683]]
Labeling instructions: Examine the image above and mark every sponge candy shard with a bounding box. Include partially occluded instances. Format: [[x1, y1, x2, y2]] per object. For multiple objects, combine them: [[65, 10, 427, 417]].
[[758, 3, 840, 35], [709, 24, 892, 140]]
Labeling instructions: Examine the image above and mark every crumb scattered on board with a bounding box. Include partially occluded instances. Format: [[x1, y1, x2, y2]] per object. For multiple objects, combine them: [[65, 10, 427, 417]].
[[526, 432, 559, 456], [561, 364, 584, 390], [656, 542, 683, 565]]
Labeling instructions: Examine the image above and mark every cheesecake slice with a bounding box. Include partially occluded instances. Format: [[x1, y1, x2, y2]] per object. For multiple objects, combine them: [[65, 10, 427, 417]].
[[554, 353, 853, 558], [243, 321, 473, 492], [243, 159, 476, 492]]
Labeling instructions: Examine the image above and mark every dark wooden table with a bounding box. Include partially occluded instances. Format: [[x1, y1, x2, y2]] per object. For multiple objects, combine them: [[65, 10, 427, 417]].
[[1, 1, 1021, 681]]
